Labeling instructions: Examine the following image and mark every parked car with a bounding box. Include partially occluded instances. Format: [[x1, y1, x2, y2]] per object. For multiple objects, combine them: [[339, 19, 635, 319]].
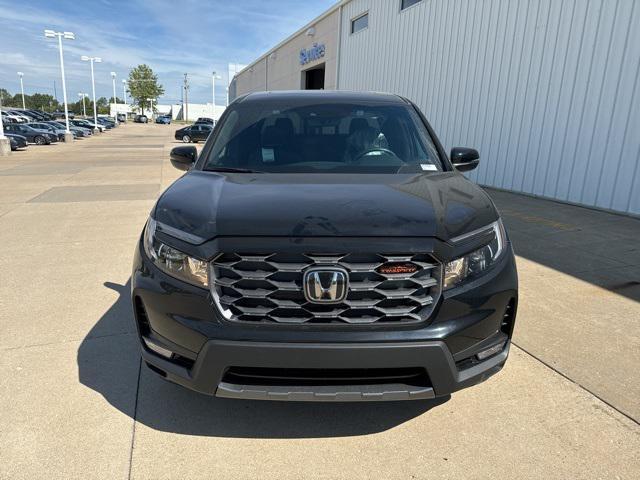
[[6, 133, 28, 151], [155, 115, 171, 124], [17, 110, 49, 122], [134, 115, 148, 123], [12, 110, 38, 121], [52, 111, 74, 120], [194, 117, 214, 125], [4, 124, 55, 144], [28, 122, 72, 142], [174, 124, 212, 143], [133, 91, 518, 401], [45, 121, 90, 137], [117, 113, 127, 122], [7, 110, 32, 123], [96, 117, 115, 129], [70, 119, 106, 132], [27, 110, 52, 121], [2, 110, 27, 123], [1, 111, 16, 124]]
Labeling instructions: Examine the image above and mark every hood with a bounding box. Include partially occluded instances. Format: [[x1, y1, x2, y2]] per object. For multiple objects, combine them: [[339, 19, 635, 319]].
[[154, 172, 498, 243], [6, 134, 27, 141]]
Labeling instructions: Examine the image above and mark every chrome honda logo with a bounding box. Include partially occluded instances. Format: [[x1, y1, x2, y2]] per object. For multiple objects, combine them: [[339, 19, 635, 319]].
[[303, 267, 348, 304]]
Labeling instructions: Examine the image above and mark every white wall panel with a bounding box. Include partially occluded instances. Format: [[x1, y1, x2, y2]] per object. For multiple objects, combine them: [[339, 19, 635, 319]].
[[338, 0, 640, 215]]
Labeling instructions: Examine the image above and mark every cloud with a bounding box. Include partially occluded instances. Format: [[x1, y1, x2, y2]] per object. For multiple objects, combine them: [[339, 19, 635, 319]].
[[0, 0, 335, 103], [0, 53, 31, 66]]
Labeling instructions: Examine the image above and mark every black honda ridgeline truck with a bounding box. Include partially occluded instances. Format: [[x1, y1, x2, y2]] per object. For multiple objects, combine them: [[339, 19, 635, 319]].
[[132, 91, 518, 402]]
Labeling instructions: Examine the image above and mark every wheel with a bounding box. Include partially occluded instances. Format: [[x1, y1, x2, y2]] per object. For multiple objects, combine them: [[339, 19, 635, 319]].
[[35, 135, 46, 145], [182, 135, 191, 143]]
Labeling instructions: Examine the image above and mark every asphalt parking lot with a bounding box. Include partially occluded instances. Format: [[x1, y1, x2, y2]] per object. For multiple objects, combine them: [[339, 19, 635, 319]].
[[0, 123, 638, 479]]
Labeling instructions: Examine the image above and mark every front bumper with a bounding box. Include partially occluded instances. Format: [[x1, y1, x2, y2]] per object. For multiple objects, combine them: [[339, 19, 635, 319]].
[[140, 338, 509, 401], [132, 236, 518, 401]]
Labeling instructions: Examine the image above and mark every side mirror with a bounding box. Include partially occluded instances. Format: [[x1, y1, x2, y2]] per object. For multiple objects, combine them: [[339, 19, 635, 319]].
[[170, 146, 197, 171], [451, 148, 480, 172]]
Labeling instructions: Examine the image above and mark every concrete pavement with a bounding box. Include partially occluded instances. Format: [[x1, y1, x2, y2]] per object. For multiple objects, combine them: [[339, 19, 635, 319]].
[[0, 124, 638, 479]]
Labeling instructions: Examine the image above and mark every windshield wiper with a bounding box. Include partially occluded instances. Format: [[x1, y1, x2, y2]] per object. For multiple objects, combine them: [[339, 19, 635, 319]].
[[206, 167, 263, 173]]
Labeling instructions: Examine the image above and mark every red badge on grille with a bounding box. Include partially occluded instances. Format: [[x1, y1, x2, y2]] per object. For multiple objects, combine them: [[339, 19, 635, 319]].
[[377, 263, 419, 275]]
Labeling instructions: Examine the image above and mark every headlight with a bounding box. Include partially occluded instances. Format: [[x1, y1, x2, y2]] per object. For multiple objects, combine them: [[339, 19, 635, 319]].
[[444, 220, 507, 289], [143, 218, 209, 287]]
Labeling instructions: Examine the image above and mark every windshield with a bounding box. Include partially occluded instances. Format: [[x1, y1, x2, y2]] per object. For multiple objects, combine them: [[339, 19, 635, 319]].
[[202, 101, 443, 174]]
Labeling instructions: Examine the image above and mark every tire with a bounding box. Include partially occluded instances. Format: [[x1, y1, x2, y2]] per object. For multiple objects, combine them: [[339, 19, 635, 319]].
[[35, 136, 46, 145], [182, 135, 191, 143]]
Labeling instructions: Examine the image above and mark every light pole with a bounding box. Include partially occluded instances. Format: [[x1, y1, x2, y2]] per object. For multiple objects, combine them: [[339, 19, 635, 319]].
[[211, 71, 221, 118], [44, 29, 75, 139], [78, 93, 88, 117], [17, 72, 26, 110], [147, 98, 154, 120], [122, 79, 128, 104], [81, 55, 102, 132], [0, 92, 9, 156], [110, 72, 118, 121], [122, 79, 128, 122]]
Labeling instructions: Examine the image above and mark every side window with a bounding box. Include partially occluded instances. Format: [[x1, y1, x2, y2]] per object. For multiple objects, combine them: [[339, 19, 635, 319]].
[[401, 0, 423, 10], [351, 12, 369, 34]]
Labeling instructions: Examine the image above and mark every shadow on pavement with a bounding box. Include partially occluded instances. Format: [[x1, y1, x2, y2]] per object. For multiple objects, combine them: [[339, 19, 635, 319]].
[[78, 280, 448, 439], [486, 188, 640, 303]]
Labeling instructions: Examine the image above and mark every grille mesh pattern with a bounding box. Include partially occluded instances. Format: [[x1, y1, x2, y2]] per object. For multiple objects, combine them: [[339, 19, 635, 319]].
[[210, 253, 441, 325]]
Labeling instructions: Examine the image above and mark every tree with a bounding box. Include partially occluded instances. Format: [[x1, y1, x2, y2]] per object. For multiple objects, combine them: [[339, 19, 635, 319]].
[[127, 64, 164, 113], [0, 88, 13, 107], [96, 97, 110, 115], [0, 89, 59, 111], [70, 98, 89, 116], [27, 93, 58, 111]]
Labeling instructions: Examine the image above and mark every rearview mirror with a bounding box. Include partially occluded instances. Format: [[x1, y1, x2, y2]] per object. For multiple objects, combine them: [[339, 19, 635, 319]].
[[170, 146, 197, 171], [451, 148, 480, 172]]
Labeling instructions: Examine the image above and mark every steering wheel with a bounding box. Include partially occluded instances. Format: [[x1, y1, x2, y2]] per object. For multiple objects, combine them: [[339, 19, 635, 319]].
[[352, 147, 402, 164]]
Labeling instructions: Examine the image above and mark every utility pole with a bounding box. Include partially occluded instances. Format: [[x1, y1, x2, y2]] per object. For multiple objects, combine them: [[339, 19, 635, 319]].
[[111, 72, 117, 121], [78, 93, 87, 117], [122, 79, 128, 105], [211, 71, 222, 119], [183, 73, 189, 122]]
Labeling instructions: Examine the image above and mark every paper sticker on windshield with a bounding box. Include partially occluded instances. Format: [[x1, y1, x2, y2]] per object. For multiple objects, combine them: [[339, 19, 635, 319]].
[[421, 164, 437, 171], [262, 148, 275, 163]]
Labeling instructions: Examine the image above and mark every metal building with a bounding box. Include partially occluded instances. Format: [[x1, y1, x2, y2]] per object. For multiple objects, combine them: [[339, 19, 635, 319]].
[[231, 0, 640, 216]]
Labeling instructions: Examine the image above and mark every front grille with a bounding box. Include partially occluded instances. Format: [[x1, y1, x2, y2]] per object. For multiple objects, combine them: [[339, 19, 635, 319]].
[[210, 253, 441, 325], [222, 366, 431, 387]]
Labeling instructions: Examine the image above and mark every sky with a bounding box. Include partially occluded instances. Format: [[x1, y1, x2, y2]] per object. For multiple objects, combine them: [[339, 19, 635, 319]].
[[0, 0, 336, 106]]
